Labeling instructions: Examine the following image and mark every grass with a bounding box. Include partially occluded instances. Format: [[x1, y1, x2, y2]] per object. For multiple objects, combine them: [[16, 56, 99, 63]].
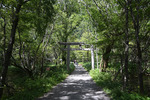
[[82, 62, 150, 100], [2, 63, 75, 100]]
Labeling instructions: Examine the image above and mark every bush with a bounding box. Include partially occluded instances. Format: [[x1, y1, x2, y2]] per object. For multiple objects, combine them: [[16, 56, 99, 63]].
[[2, 64, 75, 100], [82, 62, 91, 72], [89, 69, 150, 100]]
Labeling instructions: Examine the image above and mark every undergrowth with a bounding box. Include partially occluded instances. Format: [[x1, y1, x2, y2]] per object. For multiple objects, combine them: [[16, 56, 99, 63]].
[[2, 63, 75, 100], [82, 62, 150, 100]]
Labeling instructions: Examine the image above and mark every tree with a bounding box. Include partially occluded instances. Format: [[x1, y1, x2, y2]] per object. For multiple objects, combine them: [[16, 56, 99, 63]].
[[0, 0, 55, 98], [129, 0, 144, 93], [53, 0, 82, 65], [123, 0, 129, 90], [0, 0, 30, 98]]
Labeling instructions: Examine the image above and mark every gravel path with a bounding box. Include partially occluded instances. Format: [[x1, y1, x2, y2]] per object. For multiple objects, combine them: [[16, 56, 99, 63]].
[[37, 65, 111, 100]]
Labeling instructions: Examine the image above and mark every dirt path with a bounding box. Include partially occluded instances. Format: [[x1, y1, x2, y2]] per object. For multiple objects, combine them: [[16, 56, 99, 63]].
[[37, 65, 110, 100]]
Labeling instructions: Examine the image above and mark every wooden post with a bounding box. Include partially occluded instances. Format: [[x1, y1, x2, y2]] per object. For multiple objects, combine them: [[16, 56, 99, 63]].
[[67, 45, 70, 71], [91, 45, 94, 70]]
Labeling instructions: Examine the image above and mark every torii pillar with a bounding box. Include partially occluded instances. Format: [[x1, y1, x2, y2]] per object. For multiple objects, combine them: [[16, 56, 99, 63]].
[[91, 45, 94, 70], [59, 42, 94, 71]]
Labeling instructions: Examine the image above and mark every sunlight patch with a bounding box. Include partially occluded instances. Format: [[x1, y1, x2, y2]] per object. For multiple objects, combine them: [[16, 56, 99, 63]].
[[59, 96, 70, 100]]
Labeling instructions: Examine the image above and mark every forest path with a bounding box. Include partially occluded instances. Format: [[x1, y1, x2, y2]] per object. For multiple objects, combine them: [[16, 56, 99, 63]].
[[37, 65, 110, 100]]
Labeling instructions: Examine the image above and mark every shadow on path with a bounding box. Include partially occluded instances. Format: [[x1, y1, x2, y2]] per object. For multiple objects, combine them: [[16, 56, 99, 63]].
[[37, 65, 110, 100]]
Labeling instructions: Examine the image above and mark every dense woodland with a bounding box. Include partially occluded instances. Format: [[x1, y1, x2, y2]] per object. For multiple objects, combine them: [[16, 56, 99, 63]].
[[0, 0, 150, 99]]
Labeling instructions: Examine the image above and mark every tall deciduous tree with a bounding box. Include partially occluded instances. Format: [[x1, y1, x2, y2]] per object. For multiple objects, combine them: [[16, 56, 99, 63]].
[[130, 0, 144, 93], [124, 0, 129, 90], [54, 0, 82, 64], [0, 0, 55, 98], [0, 0, 30, 98]]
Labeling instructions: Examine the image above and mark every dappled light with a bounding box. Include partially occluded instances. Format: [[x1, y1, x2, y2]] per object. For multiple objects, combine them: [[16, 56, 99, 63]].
[[38, 65, 110, 100], [0, 0, 149, 99]]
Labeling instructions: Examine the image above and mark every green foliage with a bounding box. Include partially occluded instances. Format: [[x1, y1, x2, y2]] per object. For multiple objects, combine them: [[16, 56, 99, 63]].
[[0, 0, 149, 99], [2, 64, 75, 100], [82, 62, 92, 72], [68, 63, 76, 74], [89, 69, 150, 100]]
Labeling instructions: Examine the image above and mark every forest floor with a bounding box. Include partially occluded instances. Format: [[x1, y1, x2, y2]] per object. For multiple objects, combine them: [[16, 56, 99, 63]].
[[37, 65, 110, 100]]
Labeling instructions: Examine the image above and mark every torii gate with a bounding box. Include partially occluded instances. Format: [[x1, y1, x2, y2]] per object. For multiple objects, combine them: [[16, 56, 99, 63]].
[[59, 42, 94, 71]]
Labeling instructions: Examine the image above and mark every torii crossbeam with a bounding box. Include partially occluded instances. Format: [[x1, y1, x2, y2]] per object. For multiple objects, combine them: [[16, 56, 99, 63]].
[[59, 42, 94, 71]]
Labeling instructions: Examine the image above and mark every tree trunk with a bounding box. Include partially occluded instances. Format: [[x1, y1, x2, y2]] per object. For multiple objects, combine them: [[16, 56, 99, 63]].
[[1, 17, 6, 67], [113, 55, 123, 81], [87, 51, 89, 62], [40, 24, 54, 75], [96, 48, 99, 69], [62, 50, 67, 64], [66, 45, 70, 71], [135, 0, 144, 93], [99, 56, 103, 72], [124, 0, 129, 90], [3, 17, 6, 56], [0, 3, 22, 99], [130, 0, 144, 93], [62, 43, 67, 64], [40, 54, 44, 76], [102, 44, 112, 71]]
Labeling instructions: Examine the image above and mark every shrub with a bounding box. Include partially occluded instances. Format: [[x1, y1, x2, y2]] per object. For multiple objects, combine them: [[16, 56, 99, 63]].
[[2, 64, 75, 100]]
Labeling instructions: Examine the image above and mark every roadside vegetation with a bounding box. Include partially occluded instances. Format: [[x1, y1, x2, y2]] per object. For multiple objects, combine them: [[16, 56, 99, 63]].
[[0, 0, 149, 99], [82, 62, 150, 100], [1, 63, 75, 100]]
